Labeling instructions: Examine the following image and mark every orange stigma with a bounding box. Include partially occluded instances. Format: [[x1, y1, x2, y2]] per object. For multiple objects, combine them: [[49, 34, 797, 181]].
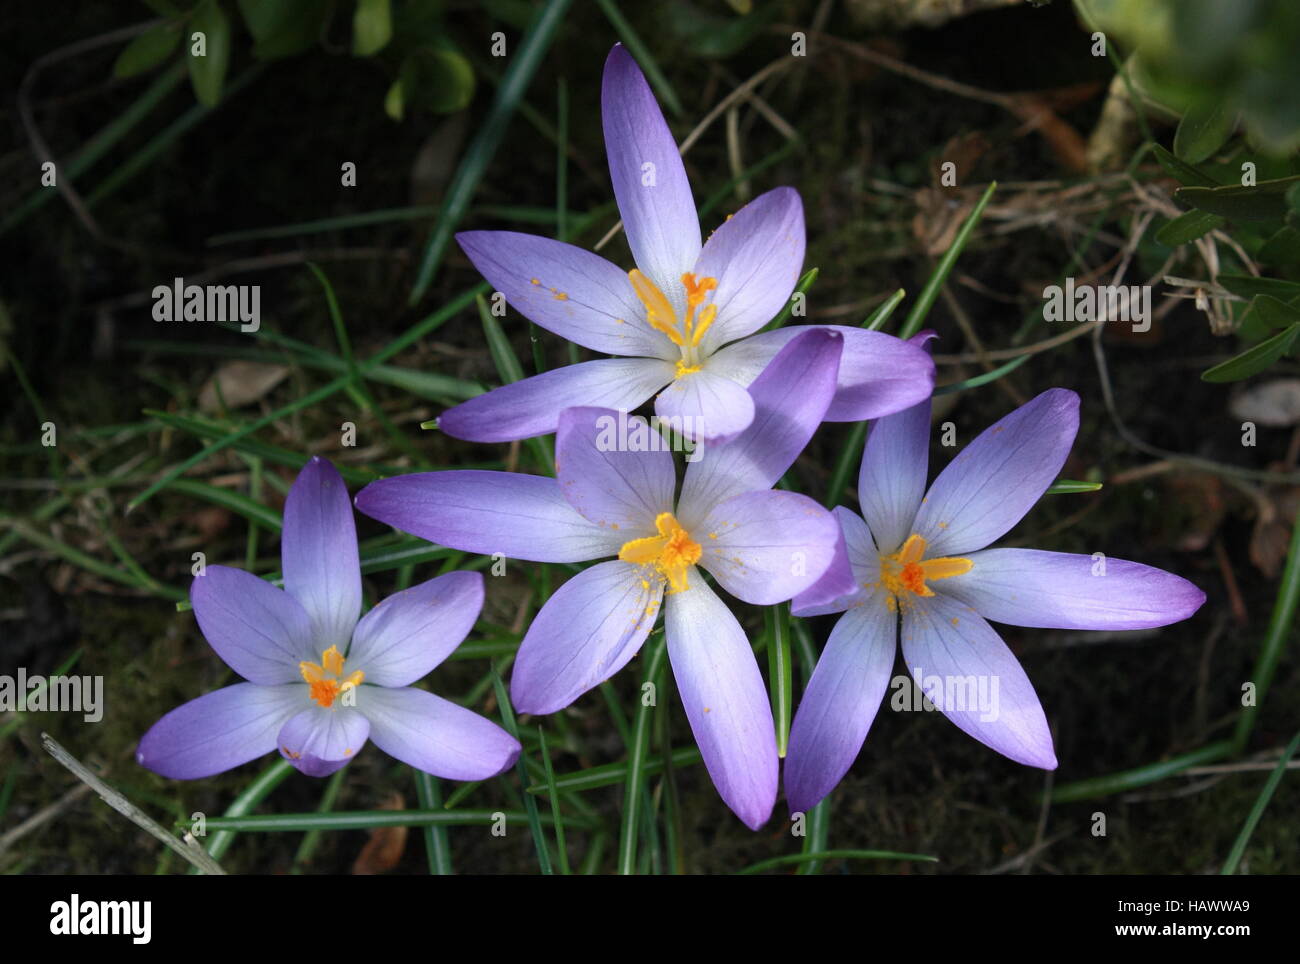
[[618, 512, 702, 594], [878, 534, 972, 605], [299, 645, 365, 708]]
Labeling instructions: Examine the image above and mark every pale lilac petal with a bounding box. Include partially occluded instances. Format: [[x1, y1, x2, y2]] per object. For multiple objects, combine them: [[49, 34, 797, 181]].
[[136, 683, 304, 779], [784, 595, 897, 814], [900, 593, 1056, 769], [664, 575, 778, 829], [792, 507, 882, 617], [190, 565, 314, 684], [705, 325, 935, 421], [939, 548, 1206, 630], [913, 389, 1080, 556], [694, 187, 805, 353], [355, 471, 624, 563], [361, 685, 521, 781], [695, 490, 842, 605], [678, 328, 841, 526], [555, 406, 675, 534], [456, 230, 675, 359], [653, 367, 755, 443], [277, 705, 370, 777], [602, 44, 700, 310], [347, 571, 485, 686], [282, 456, 361, 652], [438, 357, 674, 443], [859, 395, 932, 556], [511, 561, 663, 715]]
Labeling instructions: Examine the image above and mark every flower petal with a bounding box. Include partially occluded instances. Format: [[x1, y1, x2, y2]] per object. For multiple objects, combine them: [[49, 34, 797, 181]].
[[347, 571, 485, 686], [653, 366, 755, 443], [694, 187, 805, 353], [696, 490, 843, 605], [456, 230, 675, 358], [190, 565, 314, 684], [438, 357, 674, 443], [940, 548, 1206, 630], [361, 685, 521, 781], [512, 560, 663, 714], [602, 44, 700, 311], [792, 507, 882, 617], [705, 325, 935, 421], [277, 705, 370, 777], [356, 471, 624, 563], [136, 683, 304, 779], [556, 406, 676, 534], [678, 328, 842, 525], [900, 593, 1056, 769], [784, 595, 897, 814], [282, 456, 361, 652], [665, 575, 778, 829], [859, 395, 932, 556], [913, 388, 1080, 556]]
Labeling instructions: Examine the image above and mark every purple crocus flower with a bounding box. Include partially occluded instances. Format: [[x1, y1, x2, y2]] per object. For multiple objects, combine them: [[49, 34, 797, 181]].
[[137, 457, 521, 781], [358, 329, 857, 828], [441, 43, 934, 444], [783, 385, 1206, 814]]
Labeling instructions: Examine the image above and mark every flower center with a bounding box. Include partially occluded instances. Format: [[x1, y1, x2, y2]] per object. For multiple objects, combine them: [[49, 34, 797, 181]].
[[618, 511, 702, 594], [628, 269, 718, 370], [299, 645, 365, 708], [878, 534, 972, 608]]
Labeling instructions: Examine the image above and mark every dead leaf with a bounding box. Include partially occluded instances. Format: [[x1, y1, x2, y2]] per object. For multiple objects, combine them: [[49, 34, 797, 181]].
[[352, 792, 407, 875], [198, 361, 289, 412]]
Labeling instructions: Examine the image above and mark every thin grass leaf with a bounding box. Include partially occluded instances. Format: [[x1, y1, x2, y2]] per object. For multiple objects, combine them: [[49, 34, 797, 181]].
[[864, 288, 906, 330], [413, 771, 452, 875], [766, 603, 793, 758], [538, 725, 571, 875], [195, 808, 595, 832], [594, 0, 684, 117], [618, 635, 666, 874], [933, 353, 1031, 395], [738, 848, 937, 875], [1045, 479, 1103, 495], [1220, 728, 1300, 875], [1048, 739, 1235, 804], [898, 181, 997, 340], [491, 671, 552, 874], [408, 0, 574, 303]]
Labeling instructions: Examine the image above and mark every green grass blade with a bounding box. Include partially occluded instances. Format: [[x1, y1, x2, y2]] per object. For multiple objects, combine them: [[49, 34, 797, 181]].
[[864, 288, 907, 330], [413, 771, 453, 875], [1220, 728, 1300, 875], [408, 0, 574, 304], [766, 603, 793, 757], [898, 182, 997, 339], [739, 848, 938, 875], [618, 636, 667, 874]]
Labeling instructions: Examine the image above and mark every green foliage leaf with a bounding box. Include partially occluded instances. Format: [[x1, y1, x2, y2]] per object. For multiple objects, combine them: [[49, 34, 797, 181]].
[[398, 45, 476, 115], [352, 0, 392, 57], [1155, 208, 1225, 246], [1216, 274, 1300, 302], [114, 22, 182, 78], [1175, 175, 1300, 221], [186, 0, 231, 107], [666, 0, 776, 58], [1173, 98, 1237, 164], [1202, 300, 1300, 382], [1151, 143, 1221, 188], [237, 0, 329, 60], [1258, 225, 1300, 264]]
